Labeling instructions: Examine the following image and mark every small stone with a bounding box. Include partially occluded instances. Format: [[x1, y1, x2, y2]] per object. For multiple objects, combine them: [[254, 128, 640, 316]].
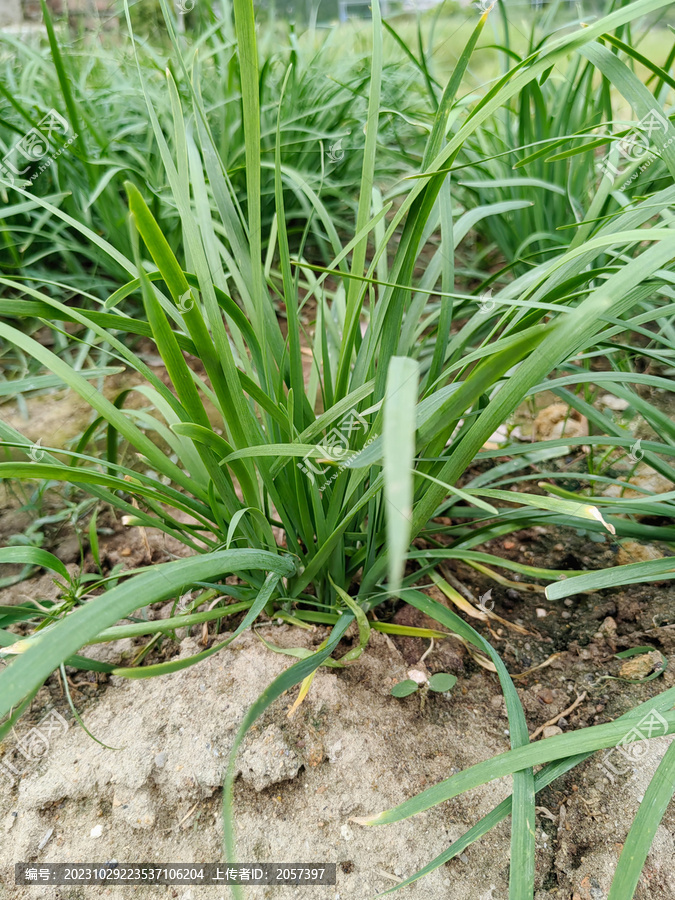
[[539, 689, 554, 704], [304, 738, 325, 768], [543, 725, 563, 739], [120, 547, 132, 557], [536, 608, 547, 618], [154, 751, 168, 768], [562, 611, 571, 619], [534, 404, 587, 441], [617, 541, 663, 566], [90, 825, 103, 838], [37, 828, 54, 851], [407, 669, 428, 685], [619, 651, 662, 681], [599, 394, 629, 411]]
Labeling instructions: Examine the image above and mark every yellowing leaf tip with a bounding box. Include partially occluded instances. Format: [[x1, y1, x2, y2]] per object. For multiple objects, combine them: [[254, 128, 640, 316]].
[[349, 815, 379, 826], [588, 505, 616, 535]]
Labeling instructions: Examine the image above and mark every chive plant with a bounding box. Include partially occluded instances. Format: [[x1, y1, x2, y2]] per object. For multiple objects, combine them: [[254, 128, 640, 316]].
[[0, 6, 421, 295], [1, 0, 675, 896]]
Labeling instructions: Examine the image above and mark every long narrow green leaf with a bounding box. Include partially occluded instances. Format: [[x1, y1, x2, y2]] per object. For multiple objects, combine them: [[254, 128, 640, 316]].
[[607, 742, 675, 900], [546, 558, 675, 600], [401, 588, 536, 899], [383, 357, 419, 593], [111, 570, 283, 679], [223, 613, 354, 898], [0, 546, 70, 582], [377, 685, 675, 896], [0, 551, 294, 719], [357, 708, 675, 826], [334, 0, 382, 401]]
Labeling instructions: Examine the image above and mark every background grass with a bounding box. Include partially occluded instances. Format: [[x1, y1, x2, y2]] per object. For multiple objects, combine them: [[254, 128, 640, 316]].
[[0, 0, 674, 896]]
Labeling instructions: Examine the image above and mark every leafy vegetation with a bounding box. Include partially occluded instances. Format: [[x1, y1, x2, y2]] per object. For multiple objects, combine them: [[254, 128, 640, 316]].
[[1, 0, 674, 896], [0, 6, 422, 295], [391, 670, 457, 697]]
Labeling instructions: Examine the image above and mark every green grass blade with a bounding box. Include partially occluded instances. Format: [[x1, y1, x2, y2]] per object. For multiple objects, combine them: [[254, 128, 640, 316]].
[[383, 357, 419, 594], [231, 0, 267, 343], [377, 687, 675, 895], [607, 742, 675, 900], [403, 587, 536, 898], [357, 708, 675, 827], [111, 570, 283, 679], [546, 558, 675, 600], [38, 0, 89, 177], [222, 613, 354, 897], [0, 546, 70, 582], [335, 0, 382, 401], [0, 551, 295, 719]]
